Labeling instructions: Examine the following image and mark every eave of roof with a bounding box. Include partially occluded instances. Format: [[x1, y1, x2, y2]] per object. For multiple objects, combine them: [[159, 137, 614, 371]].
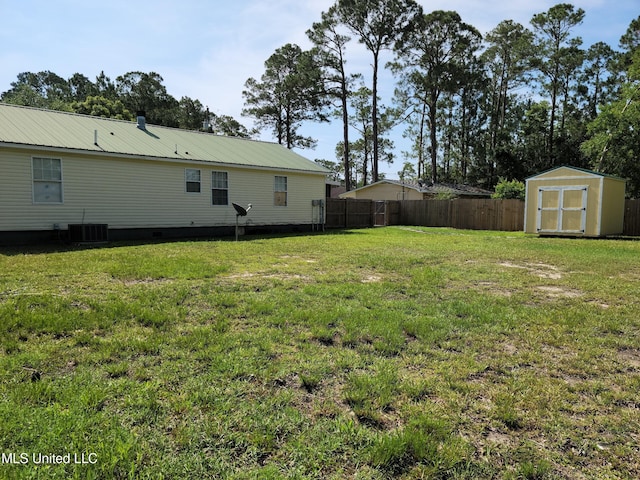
[[344, 179, 493, 196], [0, 103, 328, 175], [345, 179, 423, 194], [526, 165, 625, 181]]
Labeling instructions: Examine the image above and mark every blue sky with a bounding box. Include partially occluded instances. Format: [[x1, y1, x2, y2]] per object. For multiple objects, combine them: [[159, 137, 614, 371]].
[[1, 0, 637, 178]]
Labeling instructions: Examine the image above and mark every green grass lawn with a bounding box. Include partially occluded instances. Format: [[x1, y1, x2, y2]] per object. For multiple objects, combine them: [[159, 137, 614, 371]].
[[1, 227, 639, 479]]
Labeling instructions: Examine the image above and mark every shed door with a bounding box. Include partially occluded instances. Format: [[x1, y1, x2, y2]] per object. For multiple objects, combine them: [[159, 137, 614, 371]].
[[536, 186, 588, 234]]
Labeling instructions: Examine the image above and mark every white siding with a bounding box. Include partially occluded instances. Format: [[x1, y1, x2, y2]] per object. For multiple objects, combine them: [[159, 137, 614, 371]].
[[0, 148, 326, 231], [1, 150, 35, 230]]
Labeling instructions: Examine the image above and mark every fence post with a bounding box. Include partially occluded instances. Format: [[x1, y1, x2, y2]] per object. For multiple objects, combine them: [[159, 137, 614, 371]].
[[344, 199, 350, 228]]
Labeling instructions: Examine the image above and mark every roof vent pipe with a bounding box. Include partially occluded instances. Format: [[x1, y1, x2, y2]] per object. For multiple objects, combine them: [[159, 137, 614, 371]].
[[136, 111, 146, 130]]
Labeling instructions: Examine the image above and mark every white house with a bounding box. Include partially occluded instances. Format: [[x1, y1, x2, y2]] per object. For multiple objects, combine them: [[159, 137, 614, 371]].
[[0, 104, 328, 244]]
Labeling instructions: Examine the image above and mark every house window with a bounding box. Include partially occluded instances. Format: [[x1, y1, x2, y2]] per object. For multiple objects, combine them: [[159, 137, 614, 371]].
[[212, 171, 228, 205], [274, 176, 287, 206], [185, 168, 201, 193], [32, 157, 62, 203]]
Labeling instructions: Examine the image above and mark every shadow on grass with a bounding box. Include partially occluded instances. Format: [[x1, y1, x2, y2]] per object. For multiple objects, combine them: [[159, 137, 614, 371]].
[[0, 228, 369, 256]]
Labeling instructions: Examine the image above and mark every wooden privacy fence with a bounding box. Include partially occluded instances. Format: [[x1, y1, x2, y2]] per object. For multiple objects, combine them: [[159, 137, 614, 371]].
[[325, 198, 376, 229], [325, 198, 524, 231], [623, 199, 640, 236], [399, 199, 524, 231], [326, 197, 640, 235]]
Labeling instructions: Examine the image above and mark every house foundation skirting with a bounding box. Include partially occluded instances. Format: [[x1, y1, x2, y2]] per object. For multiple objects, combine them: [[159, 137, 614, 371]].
[[0, 224, 316, 247]]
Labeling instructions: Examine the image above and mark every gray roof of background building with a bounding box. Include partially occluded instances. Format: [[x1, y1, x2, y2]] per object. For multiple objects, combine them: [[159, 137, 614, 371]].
[[346, 179, 493, 196]]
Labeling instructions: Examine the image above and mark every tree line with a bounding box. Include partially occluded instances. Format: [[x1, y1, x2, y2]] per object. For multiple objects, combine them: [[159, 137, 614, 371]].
[[242, 1, 639, 196], [0, 71, 254, 138], [2, 2, 639, 195]]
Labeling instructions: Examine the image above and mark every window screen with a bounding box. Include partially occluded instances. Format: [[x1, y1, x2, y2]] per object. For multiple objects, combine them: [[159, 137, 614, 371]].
[[212, 171, 228, 205], [33, 157, 62, 203], [274, 176, 287, 206], [185, 168, 201, 193]]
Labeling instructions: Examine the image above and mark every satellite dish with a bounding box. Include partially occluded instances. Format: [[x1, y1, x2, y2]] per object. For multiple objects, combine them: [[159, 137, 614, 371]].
[[232, 202, 247, 216], [232, 203, 252, 241]]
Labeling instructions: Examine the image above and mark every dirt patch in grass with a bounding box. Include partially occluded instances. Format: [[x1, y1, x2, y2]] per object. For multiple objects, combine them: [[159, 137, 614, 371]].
[[279, 255, 318, 263], [362, 274, 382, 283], [464, 262, 584, 299], [121, 277, 174, 286], [497, 262, 591, 301], [485, 430, 515, 447], [536, 285, 583, 298], [499, 261, 563, 279], [618, 348, 640, 368], [226, 272, 311, 282]]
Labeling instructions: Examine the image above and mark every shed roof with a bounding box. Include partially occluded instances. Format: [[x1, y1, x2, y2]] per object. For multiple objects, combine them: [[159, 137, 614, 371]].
[[526, 165, 625, 181], [0, 103, 328, 174]]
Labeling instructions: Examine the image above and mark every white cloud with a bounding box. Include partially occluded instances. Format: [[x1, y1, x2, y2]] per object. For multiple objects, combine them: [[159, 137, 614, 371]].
[[163, 1, 335, 124], [1, 0, 637, 172]]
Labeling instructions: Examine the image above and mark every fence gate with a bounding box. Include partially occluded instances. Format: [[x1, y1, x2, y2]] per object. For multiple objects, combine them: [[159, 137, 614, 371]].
[[374, 201, 386, 226]]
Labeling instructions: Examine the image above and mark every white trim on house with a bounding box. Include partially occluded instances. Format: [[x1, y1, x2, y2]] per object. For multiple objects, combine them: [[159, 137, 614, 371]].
[[185, 168, 202, 194], [31, 156, 64, 205], [274, 175, 288, 207], [211, 170, 229, 206]]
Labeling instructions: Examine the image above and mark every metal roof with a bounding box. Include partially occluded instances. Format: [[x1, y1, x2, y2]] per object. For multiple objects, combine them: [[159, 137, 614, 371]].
[[0, 103, 328, 174]]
